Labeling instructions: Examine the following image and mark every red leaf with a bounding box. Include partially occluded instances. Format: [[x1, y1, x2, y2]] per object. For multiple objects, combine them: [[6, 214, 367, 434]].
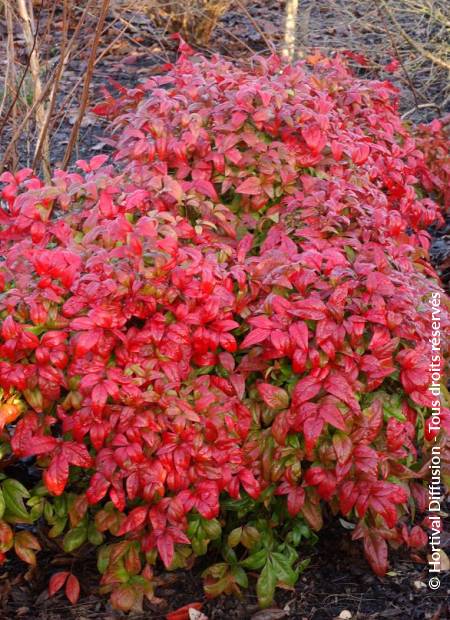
[[324, 374, 360, 413], [49, 571, 69, 597], [302, 125, 326, 153], [62, 442, 93, 468], [238, 469, 261, 499], [194, 179, 218, 201], [289, 322, 309, 351], [166, 603, 203, 620], [292, 376, 322, 407], [291, 298, 327, 321], [241, 328, 269, 349], [44, 454, 69, 496], [362, 530, 388, 577], [157, 532, 175, 569], [86, 473, 110, 505], [332, 432, 353, 464], [320, 403, 346, 431], [117, 506, 148, 536], [65, 574, 80, 604], [287, 486, 305, 517], [303, 416, 324, 454], [257, 383, 289, 410], [236, 177, 261, 195]]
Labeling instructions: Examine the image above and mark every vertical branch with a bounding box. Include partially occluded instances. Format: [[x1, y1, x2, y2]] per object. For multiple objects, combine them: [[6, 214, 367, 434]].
[[0, 1, 19, 169], [33, 0, 70, 171], [0, 2, 16, 119], [61, 0, 111, 170], [16, 0, 50, 178], [283, 0, 299, 61]]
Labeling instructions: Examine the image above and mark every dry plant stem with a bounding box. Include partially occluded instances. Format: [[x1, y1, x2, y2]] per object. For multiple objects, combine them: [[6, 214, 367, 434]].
[[0, 70, 55, 172], [234, 0, 276, 54], [283, 0, 299, 60], [401, 102, 441, 118], [211, 22, 257, 57], [61, 0, 111, 170], [17, 0, 50, 179], [0, 0, 44, 141], [0, 2, 16, 119], [74, 4, 170, 63], [50, 21, 131, 142], [0, 1, 19, 169], [33, 0, 96, 170], [33, 1, 70, 170], [376, 1, 421, 108], [378, 0, 450, 70]]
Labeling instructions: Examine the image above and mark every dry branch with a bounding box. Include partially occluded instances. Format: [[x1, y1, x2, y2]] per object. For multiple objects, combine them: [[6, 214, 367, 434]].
[[378, 0, 450, 71], [16, 0, 50, 178], [61, 0, 111, 169]]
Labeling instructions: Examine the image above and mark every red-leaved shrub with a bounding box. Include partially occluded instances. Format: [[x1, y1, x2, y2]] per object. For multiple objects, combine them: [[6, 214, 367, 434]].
[[0, 48, 449, 611], [412, 115, 450, 214]]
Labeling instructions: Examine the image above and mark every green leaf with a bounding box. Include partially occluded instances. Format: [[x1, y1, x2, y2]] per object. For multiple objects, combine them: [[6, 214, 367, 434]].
[[0, 490, 5, 519], [227, 527, 242, 548], [240, 548, 267, 570], [256, 559, 276, 608], [191, 537, 208, 556], [2, 479, 31, 523], [97, 545, 111, 574], [202, 518, 222, 540], [43, 501, 55, 523], [241, 525, 260, 549], [29, 498, 44, 521], [232, 565, 248, 588], [54, 495, 68, 519], [298, 558, 311, 573], [204, 576, 229, 598], [270, 552, 297, 586], [222, 545, 237, 565], [88, 521, 104, 546], [48, 516, 67, 538], [63, 525, 87, 553]]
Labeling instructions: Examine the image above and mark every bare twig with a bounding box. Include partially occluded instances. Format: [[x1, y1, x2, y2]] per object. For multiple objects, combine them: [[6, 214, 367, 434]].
[[376, 1, 422, 107], [61, 0, 111, 170], [0, 72, 55, 172], [378, 0, 450, 71], [33, 0, 71, 171], [16, 0, 50, 178], [0, 2, 16, 120], [401, 102, 442, 118], [0, 0, 44, 140], [234, 0, 276, 54]]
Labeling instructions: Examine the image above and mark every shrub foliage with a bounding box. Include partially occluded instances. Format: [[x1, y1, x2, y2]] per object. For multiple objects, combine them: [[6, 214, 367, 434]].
[[0, 48, 449, 611]]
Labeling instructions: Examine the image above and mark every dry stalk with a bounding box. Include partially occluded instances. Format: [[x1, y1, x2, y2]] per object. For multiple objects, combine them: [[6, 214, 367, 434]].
[[33, 0, 70, 170], [378, 0, 450, 71], [33, 0, 97, 170], [0, 2, 17, 119], [61, 0, 111, 169], [234, 0, 276, 54], [16, 0, 50, 178], [0, 68, 55, 172]]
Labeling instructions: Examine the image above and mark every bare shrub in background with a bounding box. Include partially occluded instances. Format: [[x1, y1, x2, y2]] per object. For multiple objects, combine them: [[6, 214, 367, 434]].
[[134, 0, 233, 45], [0, 0, 114, 176]]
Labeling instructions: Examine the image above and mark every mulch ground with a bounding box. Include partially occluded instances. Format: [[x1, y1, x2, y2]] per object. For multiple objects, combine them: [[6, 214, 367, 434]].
[[0, 518, 449, 620]]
